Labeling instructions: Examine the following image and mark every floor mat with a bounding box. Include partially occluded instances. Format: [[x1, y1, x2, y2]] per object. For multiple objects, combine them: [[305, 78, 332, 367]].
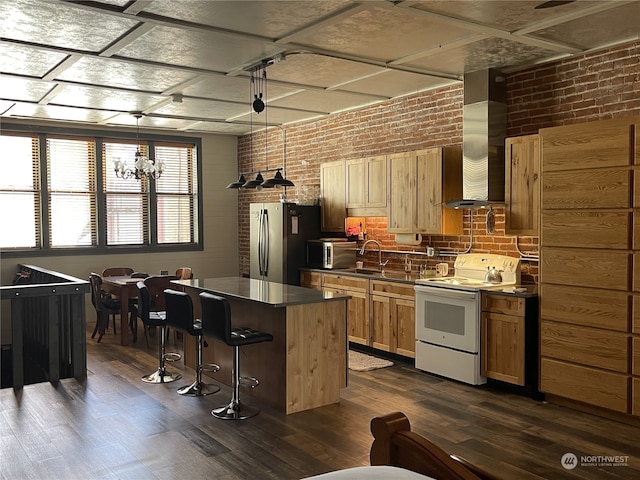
[[348, 350, 394, 372]]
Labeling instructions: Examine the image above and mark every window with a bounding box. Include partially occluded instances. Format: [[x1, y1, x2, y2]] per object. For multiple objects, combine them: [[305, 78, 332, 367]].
[[0, 134, 40, 249], [47, 136, 96, 247], [0, 127, 201, 255]]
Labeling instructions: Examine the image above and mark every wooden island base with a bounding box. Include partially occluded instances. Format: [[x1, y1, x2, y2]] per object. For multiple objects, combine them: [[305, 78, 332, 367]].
[[177, 278, 349, 414]]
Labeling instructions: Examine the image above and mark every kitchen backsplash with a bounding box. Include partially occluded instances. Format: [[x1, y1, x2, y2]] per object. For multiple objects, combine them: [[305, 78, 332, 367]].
[[350, 209, 539, 285]]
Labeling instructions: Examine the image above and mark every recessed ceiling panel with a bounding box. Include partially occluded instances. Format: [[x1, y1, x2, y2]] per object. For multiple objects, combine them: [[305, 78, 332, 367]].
[[271, 89, 384, 114], [341, 70, 457, 98], [234, 107, 326, 126], [533, 3, 640, 49], [0, 44, 67, 77], [7, 103, 116, 123], [405, 37, 560, 75], [55, 57, 197, 93], [185, 121, 251, 135], [141, 0, 351, 39], [264, 53, 383, 89], [183, 74, 302, 104], [153, 98, 248, 121], [0, 77, 55, 102], [116, 25, 284, 72], [0, 0, 138, 51], [291, 3, 479, 62], [106, 113, 200, 131], [409, 0, 604, 32], [49, 85, 167, 112]]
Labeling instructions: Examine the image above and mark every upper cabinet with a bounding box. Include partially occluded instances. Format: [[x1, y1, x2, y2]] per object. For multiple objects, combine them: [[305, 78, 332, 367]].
[[320, 160, 346, 232], [388, 147, 463, 235], [346, 155, 387, 215], [505, 134, 540, 236]]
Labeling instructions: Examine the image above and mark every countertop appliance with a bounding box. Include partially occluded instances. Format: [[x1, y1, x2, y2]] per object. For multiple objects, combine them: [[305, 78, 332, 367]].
[[414, 253, 521, 385], [250, 203, 320, 286], [307, 239, 357, 269]]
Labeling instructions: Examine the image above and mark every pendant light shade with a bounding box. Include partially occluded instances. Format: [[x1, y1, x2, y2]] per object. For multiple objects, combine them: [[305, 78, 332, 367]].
[[243, 172, 264, 189], [226, 174, 246, 189], [261, 169, 294, 188]]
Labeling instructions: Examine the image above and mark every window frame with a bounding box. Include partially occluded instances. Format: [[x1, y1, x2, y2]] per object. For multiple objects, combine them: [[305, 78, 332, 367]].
[[1, 123, 203, 258]]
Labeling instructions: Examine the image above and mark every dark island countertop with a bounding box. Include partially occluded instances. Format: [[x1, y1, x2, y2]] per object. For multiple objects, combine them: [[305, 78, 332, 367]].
[[172, 276, 350, 308]]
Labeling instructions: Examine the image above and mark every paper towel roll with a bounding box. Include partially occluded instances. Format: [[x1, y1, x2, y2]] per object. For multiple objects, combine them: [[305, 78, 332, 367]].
[[395, 233, 422, 245]]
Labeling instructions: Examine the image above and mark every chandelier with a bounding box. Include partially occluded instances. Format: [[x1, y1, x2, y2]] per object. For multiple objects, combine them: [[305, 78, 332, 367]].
[[114, 113, 164, 180]]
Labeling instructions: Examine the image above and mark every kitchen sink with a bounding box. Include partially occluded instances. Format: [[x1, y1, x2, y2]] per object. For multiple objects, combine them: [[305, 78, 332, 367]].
[[354, 268, 383, 275]]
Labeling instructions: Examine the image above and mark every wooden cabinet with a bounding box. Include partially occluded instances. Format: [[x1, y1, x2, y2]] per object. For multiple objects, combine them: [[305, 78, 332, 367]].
[[539, 116, 639, 416], [345, 155, 387, 214], [370, 280, 415, 358], [388, 147, 462, 235], [300, 271, 322, 291], [481, 293, 535, 387], [322, 274, 370, 346], [311, 271, 416, 358], [505, 134, 540, 235], [320, 160, 346, 232]]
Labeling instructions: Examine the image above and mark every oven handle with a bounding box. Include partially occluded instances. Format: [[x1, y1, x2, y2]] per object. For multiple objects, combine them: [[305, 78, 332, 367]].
[[414, 285, 478, 300]]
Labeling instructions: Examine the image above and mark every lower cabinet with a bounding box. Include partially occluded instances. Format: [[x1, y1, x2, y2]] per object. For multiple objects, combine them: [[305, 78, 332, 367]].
[[301, 271, 416, 357], [481, 292, 537, 389], [370, 280, 415, 358], [320, 274, 370, 346]]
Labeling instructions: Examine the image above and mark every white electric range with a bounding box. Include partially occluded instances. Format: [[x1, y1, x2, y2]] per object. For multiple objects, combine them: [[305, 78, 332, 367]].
[[414, 253, 521, 385]]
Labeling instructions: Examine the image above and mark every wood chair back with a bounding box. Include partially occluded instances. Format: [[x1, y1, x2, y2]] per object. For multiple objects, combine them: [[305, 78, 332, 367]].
[[175, 267, 193, 280], [102, 267, 134, 277], [143, 275, 177, 311]]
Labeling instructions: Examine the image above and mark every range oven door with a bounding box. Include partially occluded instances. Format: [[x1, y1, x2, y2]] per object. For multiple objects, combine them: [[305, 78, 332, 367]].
[[414, 285, 480, 354]]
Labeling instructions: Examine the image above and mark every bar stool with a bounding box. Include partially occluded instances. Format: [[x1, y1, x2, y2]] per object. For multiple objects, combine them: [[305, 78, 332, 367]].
[[164, 289, 220, 396], [136, 282, 182, 384], [199, 292, 273, 420]]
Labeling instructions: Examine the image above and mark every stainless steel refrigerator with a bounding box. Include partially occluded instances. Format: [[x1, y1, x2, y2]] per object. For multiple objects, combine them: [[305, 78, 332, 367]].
[[250, 203, 321, 285]]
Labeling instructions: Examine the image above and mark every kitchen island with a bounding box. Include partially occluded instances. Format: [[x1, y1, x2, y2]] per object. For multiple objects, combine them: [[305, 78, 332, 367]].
[[172, 277, 350, 414]]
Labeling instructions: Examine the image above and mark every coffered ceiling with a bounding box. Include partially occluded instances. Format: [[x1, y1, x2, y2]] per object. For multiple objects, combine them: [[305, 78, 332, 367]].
[[1, 0, 638, 135]]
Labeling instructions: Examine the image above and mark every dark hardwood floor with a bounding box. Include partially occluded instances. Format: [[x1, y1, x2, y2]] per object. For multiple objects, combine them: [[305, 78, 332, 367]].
[[1, 323, 639, 480]]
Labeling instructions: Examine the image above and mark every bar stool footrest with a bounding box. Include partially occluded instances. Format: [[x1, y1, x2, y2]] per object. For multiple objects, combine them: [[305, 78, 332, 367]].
[[164, 352, 181, 362], [239, 376, 259, 389], [203, 363, 220, 374]]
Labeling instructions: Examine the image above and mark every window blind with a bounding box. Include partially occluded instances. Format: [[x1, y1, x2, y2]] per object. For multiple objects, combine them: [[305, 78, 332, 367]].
[[0, 134, 40, 248], [46, 136, 97, 247]]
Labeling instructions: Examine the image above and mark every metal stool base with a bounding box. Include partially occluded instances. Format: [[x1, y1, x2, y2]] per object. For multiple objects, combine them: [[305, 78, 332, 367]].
[[211, 400, 259, 420], [177, 381, 220, 396], [142, 369, 182, 384]]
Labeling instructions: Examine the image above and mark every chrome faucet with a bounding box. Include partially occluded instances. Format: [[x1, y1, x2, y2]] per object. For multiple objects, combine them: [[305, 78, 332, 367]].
[[358, 239, 389, 272]]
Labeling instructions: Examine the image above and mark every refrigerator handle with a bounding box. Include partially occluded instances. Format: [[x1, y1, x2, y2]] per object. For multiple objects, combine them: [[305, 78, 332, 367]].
[[261, 209, 269, 276], [258, 209, 265, 276]]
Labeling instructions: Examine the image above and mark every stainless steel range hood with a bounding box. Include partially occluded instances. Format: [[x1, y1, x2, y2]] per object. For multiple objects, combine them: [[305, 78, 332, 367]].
[[446, 69, 507, 209]]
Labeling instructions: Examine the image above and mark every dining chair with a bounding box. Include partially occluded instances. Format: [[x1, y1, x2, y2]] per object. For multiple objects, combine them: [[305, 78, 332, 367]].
[[89, 273, 120, 343], [102, 267, 134, 277], [175, 267, 193, 280]]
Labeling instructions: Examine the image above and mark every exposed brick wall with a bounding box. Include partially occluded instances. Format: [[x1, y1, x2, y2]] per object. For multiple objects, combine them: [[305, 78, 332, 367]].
[[236, 40, 640, 282]]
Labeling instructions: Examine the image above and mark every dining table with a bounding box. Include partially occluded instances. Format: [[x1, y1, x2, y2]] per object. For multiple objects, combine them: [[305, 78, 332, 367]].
[[100, 275, 140, 346]]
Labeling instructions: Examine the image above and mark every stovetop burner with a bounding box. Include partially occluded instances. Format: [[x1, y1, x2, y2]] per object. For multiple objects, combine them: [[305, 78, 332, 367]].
[[415, 253, 521, 291]]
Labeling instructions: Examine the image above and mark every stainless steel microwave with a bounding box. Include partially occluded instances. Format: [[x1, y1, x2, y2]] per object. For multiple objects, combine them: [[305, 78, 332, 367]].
[[307, 240, 356, 269]]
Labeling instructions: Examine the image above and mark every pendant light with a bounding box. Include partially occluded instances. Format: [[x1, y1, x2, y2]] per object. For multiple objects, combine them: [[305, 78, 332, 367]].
[[260, 69, 295, 189], [226, 56, 294, 190]]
